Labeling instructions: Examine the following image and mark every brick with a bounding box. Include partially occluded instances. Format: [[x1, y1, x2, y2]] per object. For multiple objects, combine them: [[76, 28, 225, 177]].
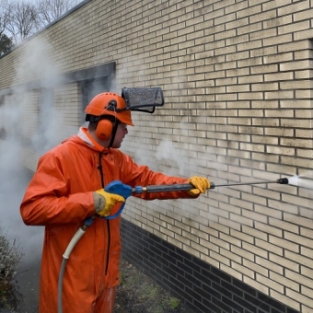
[[264, 72, 294, 82], [210, 250, 230, 266], [272, 271, 300, 291], [294, 28, 313, 41], [281, 60, 312, 72], [244, 257, 269, 276], [251, 100, 279, 109], [297, 149, 313, 160], [243, 275, 269, 295], [225, 2, 248, 14], [278, 20, 310, 35], [302, 305, 313, 313], [269, 253, 300, 272], [242, 242, 268, 258], [285, 231, 313, 249], [225, 14, 248, 30], [269, 234, 300, 253], [285, 250, 313, 268], [232, 246, 255, 264], [199, 253, 219, 268], [220, 263, 242, 280], [257, 273, 284, 293], [263, 52, 293, 64], [255, 256, 283, 275], [280, 40, 312, 53], [228, 228, 254, 245], [251, 82, 279, 91], [232, 261, 255, 278], [300, 227, 313, 239], [240, 142, 266, 152], [242, 191, 267, 206], [257, 238, 285, 256], [190, 241, 209, 255], [267, 145, 295, 156], [251, 46, 279, 59], [269, 218, 299, 234], [285, 288, 313, 308], [253, 118, 280, 127], [270, 290, 300, 311], [255, 219, 283, 238]]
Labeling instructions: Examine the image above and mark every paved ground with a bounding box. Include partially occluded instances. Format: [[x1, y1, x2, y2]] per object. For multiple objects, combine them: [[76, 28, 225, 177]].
[[0, 258, 40, 313], [14, 260, 40, 313]]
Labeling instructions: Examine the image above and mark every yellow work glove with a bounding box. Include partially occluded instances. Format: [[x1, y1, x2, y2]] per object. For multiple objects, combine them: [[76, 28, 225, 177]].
[[188, 176, 210, 196], [93, 189, 125, 217]]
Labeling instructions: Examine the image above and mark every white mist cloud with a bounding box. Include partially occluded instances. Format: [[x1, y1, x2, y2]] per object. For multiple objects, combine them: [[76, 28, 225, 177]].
[[0, 139, 43, 264], [0, 36, 68, 265]]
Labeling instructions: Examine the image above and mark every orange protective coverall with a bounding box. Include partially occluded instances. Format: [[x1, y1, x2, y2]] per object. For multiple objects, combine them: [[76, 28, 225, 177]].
[[20, 127, 194, 313]]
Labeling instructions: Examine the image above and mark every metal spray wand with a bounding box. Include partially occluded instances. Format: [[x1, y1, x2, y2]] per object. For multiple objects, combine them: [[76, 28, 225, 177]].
[[132, 178, 289, 193]]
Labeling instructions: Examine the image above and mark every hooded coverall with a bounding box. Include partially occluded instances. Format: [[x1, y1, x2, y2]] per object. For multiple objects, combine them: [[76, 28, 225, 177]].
[[20, 127, 194, 313]]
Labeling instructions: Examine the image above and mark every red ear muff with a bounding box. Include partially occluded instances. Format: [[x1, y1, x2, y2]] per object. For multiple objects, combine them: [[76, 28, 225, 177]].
[[96, 119, 113, 140]]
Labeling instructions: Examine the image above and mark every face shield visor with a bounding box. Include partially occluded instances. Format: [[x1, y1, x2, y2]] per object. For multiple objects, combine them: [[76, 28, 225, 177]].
[[121, 87, 164, 113]]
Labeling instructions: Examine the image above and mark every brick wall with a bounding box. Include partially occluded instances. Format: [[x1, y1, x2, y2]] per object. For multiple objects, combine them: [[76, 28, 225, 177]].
[[0, 0, 313, 312], [121, 218, 300, 313]]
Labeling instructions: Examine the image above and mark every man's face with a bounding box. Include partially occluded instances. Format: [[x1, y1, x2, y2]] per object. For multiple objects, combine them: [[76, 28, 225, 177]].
[[112, 123, 128, 148]]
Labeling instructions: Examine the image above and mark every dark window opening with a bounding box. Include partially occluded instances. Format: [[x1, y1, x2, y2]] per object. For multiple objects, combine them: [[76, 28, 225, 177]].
[[0, 95, 4, 106], [80, 76, 109, 122], [32, 88, 55, 152]]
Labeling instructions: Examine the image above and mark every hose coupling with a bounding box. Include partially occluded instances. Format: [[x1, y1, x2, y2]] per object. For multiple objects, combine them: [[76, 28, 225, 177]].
[[209, 183, 216, 189]]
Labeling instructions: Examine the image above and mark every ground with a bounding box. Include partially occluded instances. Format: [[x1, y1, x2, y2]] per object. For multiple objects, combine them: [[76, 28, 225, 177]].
[[114, 259, 193, 313], [1, 257, 194, 313]]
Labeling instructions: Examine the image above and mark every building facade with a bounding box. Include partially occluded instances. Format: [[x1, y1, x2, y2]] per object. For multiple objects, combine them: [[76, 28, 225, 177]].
[[0, 0, 312, 312]]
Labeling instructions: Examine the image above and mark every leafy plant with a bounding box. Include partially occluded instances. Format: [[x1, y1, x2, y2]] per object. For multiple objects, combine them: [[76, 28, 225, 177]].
[[167, 297, 180, 309], [0, 225, 23, 311]]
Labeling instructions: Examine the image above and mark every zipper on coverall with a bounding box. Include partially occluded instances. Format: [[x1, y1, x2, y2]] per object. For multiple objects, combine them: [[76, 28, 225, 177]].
[[98, 152, 111, 276]]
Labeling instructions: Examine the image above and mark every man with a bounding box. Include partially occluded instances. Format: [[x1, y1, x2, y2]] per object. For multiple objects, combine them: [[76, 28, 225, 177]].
[[20, 91, 210, 313]]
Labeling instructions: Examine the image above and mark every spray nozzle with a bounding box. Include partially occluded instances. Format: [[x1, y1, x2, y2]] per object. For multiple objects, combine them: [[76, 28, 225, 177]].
[[276, 178, 289, 184]]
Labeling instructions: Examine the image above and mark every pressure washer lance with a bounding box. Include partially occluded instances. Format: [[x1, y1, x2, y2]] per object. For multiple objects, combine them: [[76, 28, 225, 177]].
[[132, 177, 289, 193], [58, 177, 289, 313]]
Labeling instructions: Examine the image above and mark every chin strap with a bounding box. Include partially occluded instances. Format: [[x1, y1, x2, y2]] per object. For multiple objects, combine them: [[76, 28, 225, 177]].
[[108, 120, 119, 148]]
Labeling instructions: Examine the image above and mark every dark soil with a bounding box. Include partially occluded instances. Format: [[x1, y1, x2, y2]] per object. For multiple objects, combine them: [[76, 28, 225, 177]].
[[115, 260, 194, 313]]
